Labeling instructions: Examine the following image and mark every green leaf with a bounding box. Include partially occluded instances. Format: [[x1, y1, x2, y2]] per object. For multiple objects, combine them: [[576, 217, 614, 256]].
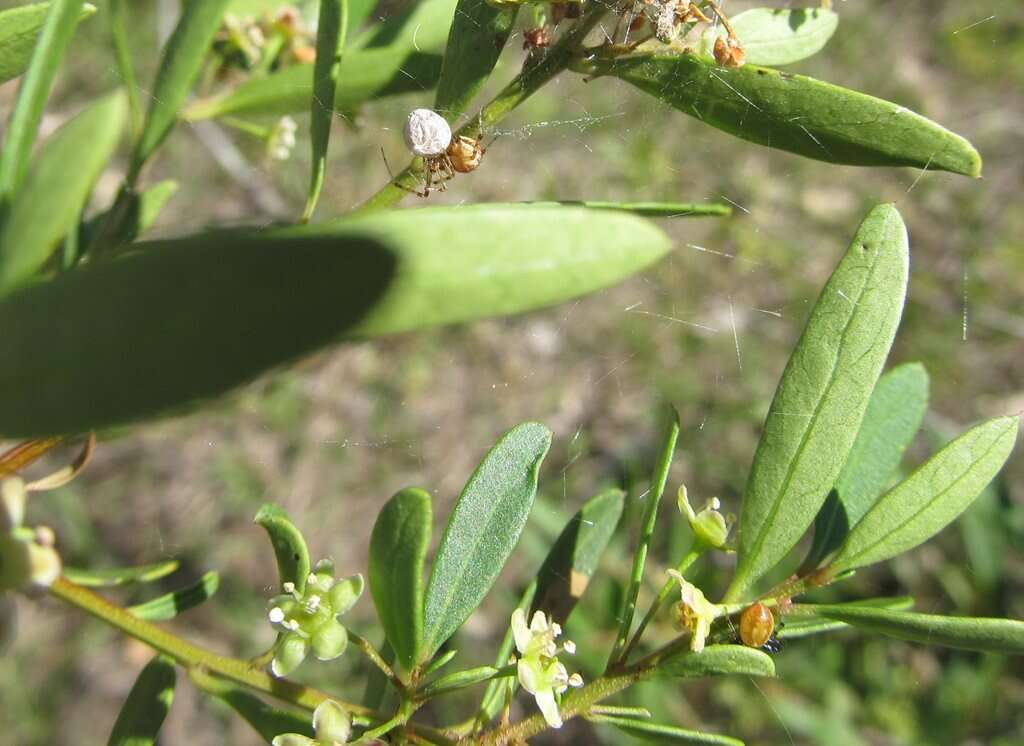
[[81, 180, 180, 251], [830, 416, 1019, 574], [0, 0, 88, 203], [129, 0, 232, 179], [191, 668, 314, 741], [529, 201, 731, 218], [806, 605, 1024, 655], [107, 656, 176, 746], [127, 571, 220, 621], [532, 488, 624, 623], [806, 363, 930, 567], [302, 0, 347, 221], [418, 665, 504, 699], [330, 203, 671, 338], [703, 8, 838, 67], [0, 230, 395, 437], [255, 504, 312, 594], [62, 560, 179, 587], [585, 53, 981, 177], [369, 487, 432, 671], [780, 596, 914, 640], [422, 422, 552, 658], [434, 0, 518, 120], [0, 2, 96, 84], [593, 714, 743, 745], [726, 204, 909, 602], [353, 0, 457, 51], [0, 91, 128, 293], [184, 47, 443, 119], [657, 644, 775, 680]]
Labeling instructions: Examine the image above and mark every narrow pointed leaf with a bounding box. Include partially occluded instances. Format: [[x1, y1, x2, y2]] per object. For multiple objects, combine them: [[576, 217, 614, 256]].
[[781, 596, 913, 640], [532, 488, 624, 624], [184, 48, 443, 119], [369, 487, 432, 670], [129, 0, 231, 178], [303, 0, 347, 221], [0, 231, 395, 437], [127, 571, 219, 621], [593, 714, 743, 745], [806, 363, 930, 567], [587, 53, 981, 177], [0, 91, 128, 293], [62, 560, 179, 587], [831, 416, 1019, 574], [434, 0, 518, 119], [325, 204, 672, 338], [0, 0, 87, 202], [255, 504, 312, 594], [658, 644, 775, 680], [354, 0, 457, 51], [419, 665, 505, 699], [726, 205, 909, 601], [423, 422, 552, 657], [107, 656, 176, 746], [807, 605, 1024, 655], [703, 8, 838, 67], [0, 2, 96, 84], [529, 201, 731, 218]]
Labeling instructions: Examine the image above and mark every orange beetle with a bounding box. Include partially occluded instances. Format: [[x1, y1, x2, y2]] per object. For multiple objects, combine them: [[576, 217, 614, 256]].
[[739, 603, 775, 649]]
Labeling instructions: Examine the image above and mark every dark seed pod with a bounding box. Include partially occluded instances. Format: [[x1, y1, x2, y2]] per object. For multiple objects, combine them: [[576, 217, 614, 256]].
[[739, 602, 774, 648]]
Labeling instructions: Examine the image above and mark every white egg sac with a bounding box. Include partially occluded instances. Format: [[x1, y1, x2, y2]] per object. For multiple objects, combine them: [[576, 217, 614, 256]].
[[403, 108, 452, 157]]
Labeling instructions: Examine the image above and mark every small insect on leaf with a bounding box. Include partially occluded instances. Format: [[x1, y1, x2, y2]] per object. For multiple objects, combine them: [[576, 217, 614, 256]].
[[739, 603, 774, 649]]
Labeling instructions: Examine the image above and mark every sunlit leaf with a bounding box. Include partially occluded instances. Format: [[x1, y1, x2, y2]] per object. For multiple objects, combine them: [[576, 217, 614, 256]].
[[657, 644, 775, 679], [0, 2, 96, 84], [106, 656, 176, 746], [434, 0, 518, 120], [418, 665, 504, 699], [830, 416, 1019, 574], [585, 53, 981, 177], [63, 561, 180, 588], [127, 571, 219, 621], [702, 8, 838, 67], [726, 204, 909, 602], [0, 91, 127, 293], [593, 714, 743, 745], [422, 422, 552, 658], [805, 363, 929, 567], [255, 504, 312, 594], [532, 488, 624, 623], [369, 487, 431, 670], [805, 605, 1024, 655], [780, 596, 913, 640]]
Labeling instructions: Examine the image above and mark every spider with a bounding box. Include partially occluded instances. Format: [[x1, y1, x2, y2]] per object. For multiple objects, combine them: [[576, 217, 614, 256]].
[[400, 108, 487, 197]]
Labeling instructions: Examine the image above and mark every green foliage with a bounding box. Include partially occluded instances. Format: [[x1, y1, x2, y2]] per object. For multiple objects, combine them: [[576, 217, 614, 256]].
[[423, 422, 552, 657], [830, 416, 1019, 573], [127, 571, 220, 621], [705, 7, 839, 66], [0, 91, 127, 292], [0, 2, 95, 84], [803, 605, 1024, 656], [255, 504, 313, 594], [62, 561, 179, 588], [728, 204, 909, 601], [587, 54, 981, 176], [369, 487, 432, 670], [657, 645, 775, 680], [806, 363, 930, 567], [106, 656, 176, 746], [596, 715, 743, 746]]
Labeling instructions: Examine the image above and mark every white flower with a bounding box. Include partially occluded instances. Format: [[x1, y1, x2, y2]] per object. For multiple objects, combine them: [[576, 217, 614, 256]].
[[677, 484, 732, 550], [667, 569, 721, 652], [511, 609, 583, 728], [268, 116, 298, 161]]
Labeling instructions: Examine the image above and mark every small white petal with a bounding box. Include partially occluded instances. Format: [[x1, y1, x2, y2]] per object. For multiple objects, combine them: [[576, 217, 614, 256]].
[[568, 673, 584, 688], [268, 607, 286, 624], [551, 622, 562, 637], [530, 610, 549, 635], [534, 688, 563, 729], [562, 640, 576, 655], [511, 608, 531, 654]]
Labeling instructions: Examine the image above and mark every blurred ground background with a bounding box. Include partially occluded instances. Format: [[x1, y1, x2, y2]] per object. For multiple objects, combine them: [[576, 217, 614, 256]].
[[1, 0, 1023, 743]]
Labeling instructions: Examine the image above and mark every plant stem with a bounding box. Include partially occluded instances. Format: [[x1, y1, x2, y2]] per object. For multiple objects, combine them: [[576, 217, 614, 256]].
[[109, 0, 143, 135], [618, 544, 703, 663], [352, 4, 609, 215], [607, 408, 680, 669], [349, 629, 404, 692], [49, 577, 362, 713]]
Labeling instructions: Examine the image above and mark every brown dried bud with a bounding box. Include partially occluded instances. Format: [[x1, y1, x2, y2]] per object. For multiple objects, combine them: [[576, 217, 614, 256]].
[[714, 36, 745, 68]]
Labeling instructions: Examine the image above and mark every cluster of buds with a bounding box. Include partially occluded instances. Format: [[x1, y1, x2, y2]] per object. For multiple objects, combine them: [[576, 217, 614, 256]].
[[212, 5, 315, 78], [273, 699, 351, 746], [268, 116, 299, 161], [0, 478, 61, 594], [511, 609, 584, 728], [267, 559, 363, 678]]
